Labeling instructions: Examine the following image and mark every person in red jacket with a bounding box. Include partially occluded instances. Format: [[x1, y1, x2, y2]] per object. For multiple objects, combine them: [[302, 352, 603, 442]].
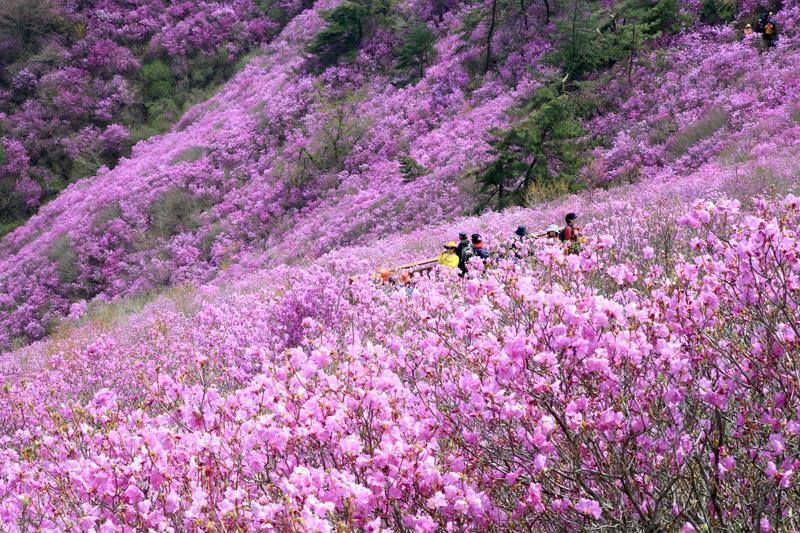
[[559, 213, 579, 242]]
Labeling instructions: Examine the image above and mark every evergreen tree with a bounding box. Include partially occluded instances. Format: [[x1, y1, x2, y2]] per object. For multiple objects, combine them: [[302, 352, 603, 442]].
[[396, 24, 436, 79], [547, 0, 688, 83], [307, 0, 392, 68], [476, 83, 585, 209], [700, 0, 737, 25]]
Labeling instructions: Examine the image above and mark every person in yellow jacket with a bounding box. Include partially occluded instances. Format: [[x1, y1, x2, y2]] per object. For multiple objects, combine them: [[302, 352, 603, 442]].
[[438, 242, 460, 269]]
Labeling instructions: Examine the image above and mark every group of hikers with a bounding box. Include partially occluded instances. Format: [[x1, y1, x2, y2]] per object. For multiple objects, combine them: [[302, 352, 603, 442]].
[[435, 212, 582, 274], [743, 11, 779, 48], [373, 212, 582, 288]]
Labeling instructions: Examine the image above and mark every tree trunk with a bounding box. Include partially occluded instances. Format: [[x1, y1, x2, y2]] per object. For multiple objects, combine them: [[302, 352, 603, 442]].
[[569, 0, 579, 77], [484, 0, 499, 73], [519, 0, 529, 31], [627, 23, 636, 83], [498, 179, 504, 209]]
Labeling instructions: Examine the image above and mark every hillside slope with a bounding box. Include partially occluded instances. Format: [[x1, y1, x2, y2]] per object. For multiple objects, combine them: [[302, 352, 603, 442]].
[[0, 0, 544, 348], [0, 0, 799, 521], [3, 0, 800, 350], [0, 147, 798, 527]]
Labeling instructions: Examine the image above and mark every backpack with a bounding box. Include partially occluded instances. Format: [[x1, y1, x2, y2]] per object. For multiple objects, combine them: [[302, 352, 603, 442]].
[[460, 245, 474, 265]]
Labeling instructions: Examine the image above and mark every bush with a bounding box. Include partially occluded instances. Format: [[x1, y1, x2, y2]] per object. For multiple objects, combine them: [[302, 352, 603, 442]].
[[46, 233, 79, 283], [141, 59, 176, 102], [0, 218, 26, 239], [665, 107, 728, 160], [169, 146, 206, 166], [69, 149, 103, 181], [148, 189, 202, 238], [647, 117, 678, 146], [93, 203, 122, 229]]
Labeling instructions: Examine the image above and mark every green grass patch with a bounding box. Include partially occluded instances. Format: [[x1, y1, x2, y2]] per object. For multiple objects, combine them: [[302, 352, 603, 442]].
[[169, 146, 206, 166], [665, 107, 728, 160]]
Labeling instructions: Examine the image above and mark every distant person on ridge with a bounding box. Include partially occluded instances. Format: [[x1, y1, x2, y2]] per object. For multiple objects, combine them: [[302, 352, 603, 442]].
[[763, 14, 778, 47], [744, 23, 754, 36], [456, 232, 470, 275], [438, 242, 460, 269]]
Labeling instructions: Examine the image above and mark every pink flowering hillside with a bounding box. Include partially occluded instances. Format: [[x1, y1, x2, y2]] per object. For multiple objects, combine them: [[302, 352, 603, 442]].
[[1, 0, 548, 347], [0, 0, 800, 526], [0, 0, 310, 226], [3, 0, 799, 349], [0, 144, 799, 528]]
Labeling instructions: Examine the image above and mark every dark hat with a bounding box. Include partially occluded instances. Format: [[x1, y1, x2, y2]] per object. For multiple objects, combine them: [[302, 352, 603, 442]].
[[458, 232, 468, 240], [565, 212, 577, 223], [471, 233, 482, 243], [515, 225, 526, 237]]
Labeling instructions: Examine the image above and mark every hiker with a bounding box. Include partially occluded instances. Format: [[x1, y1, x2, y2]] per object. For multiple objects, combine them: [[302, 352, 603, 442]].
[[438, 241, 460, 269], [763, 14, 778, 47], [756, 11, 768, 32], [376, 268, 396, 285], [470, 233, 490, 260], [545, 224, 560, 239], [509, 225, 528, 259], [456, 232, 471, 275], [744, 23, 754, 36], [398, 271, 415, 296], [559, 213, 580, 243]]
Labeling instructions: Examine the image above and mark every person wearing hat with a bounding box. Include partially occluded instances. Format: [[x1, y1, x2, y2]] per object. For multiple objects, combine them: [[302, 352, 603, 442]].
[[545, 224, 561, 239], [470, 233, 490, 260], [438, 241, 460, 269], [509, 225, 527, 260], [456, 232, 471, 275], [744, 23, 754, 36], [763, 13, 778, 47], [559, 213, 579, 243]]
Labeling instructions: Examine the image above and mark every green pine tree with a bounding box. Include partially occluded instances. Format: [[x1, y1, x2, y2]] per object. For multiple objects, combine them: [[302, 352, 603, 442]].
[[477, 82, 586, 210], [396, 24, 436, 79], [307, 0, 393, 68]]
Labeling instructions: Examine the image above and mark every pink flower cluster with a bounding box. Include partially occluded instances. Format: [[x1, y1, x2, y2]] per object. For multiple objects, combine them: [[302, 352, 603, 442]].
[[0, 192, 798, 529]]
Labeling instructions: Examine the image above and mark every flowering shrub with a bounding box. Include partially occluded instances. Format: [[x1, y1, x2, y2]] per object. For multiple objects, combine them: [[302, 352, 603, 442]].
[[0, 192, 798, 529], [0, 0, 548, 347], [3, 0, 799, 347], [0, 0, 307, 222]]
